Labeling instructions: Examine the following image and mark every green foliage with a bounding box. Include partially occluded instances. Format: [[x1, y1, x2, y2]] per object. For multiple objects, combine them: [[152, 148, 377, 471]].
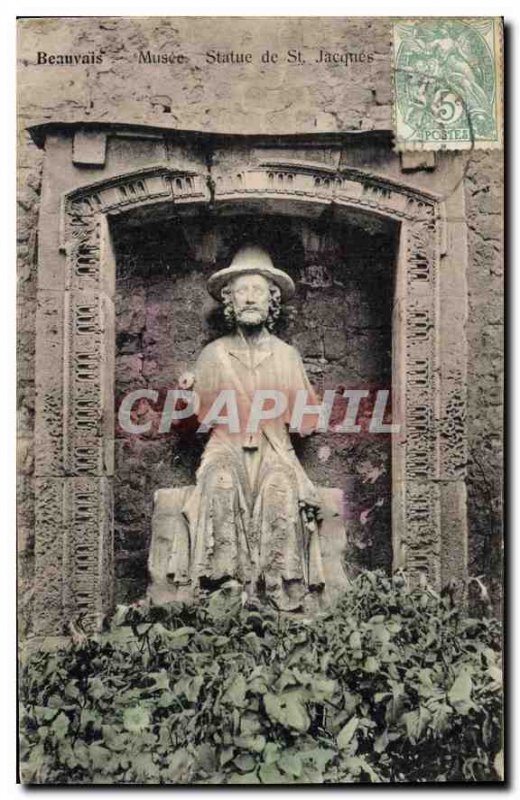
[[19, 571, 503, 784]]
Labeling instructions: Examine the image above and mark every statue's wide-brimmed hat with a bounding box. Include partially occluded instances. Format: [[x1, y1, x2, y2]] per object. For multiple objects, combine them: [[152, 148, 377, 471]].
[[207, 245, 295, 302]]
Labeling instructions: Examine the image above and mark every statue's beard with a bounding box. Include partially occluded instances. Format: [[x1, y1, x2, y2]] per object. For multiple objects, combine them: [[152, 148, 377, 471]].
[[235, 307, 267, 327]]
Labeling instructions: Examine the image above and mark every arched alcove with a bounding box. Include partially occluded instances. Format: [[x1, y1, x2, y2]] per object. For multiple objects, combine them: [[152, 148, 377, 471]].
[[110, 206, 397, 602]]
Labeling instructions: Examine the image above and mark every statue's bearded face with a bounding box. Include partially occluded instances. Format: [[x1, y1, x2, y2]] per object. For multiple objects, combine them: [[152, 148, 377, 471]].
[[229, 273, 271, 327]]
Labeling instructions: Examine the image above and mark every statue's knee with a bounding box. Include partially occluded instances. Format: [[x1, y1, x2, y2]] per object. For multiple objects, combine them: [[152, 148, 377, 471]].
[[205, 463, 237, 492], [263, 470, 294, 497]]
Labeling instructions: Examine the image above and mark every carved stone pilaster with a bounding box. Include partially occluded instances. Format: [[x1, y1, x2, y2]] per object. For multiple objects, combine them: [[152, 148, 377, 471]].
[[33, 478, 65, 635], [33, 290, 68, 635], [39, 165, 210, 632], [62, 477, 113, 629]]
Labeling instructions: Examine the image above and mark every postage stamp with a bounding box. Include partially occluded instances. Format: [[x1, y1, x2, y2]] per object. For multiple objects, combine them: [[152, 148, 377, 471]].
[[392, 17, 503, 151]]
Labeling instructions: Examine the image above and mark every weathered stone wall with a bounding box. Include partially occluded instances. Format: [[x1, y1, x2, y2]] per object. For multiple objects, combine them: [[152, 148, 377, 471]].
[[17, 17, 504, 618], [112, 214, 394, 603], [17, 17, 392, 134], [17, 130, 43, 636], [464, 152, 504, 609]]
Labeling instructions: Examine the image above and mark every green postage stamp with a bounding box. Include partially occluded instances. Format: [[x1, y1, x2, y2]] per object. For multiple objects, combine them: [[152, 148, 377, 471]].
[[392, 17, 503, 151]]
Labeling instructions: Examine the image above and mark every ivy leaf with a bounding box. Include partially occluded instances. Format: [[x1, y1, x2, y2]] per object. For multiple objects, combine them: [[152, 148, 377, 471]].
[[416, 668, 439, 700], [262, 742, 280, 765], [74, 740, 90, 769], [371, 623, 391, 647], [301, 747, 336, 773], [259, 762, 287, 783], [207, 589, 242, 622], [247, 673, 269, 695], [264, 691, 310, 732], [89, 676, 107, 700], [89, 743, 112, 771], [342, 755, 381, 782], [133, 752, 157, 780], [34, 705, 59, 723], [233, 753, 256, 773], [385, 682, 406, 724], [123, 705, 150, 733], [363, 656, 379, 673], [278, 752, 303, 777], [186, 676, 204, 703], [195, 743, 217, 773], [168, 626, 197, 648], [487, 665, 503, 691], [80, 707, 102, 731], [158, 691, 176, 708], [279, 669, 299, 691], [337, 716, 359, 750], [103, 625, 138, 648], [50, 711, 69, 740], [429, 702, 453, 734], [212, 635, 229, 648], [240, 712, 263, 736], [222, 674, 247, 708], [242, 631, 262, 656], [400, 706, 432, 742], [136, 623, 152, 636], [63, 680, 80, 700], [219, 747, 235, 767], [101, 726, 129, 752], [374, 730, 388, 753], [233, 734, 266, 753], [147, 670, 170, 692], [448, 668, 474, 714], [20, 742, 45, 783], [167, 748, 192, 782], [310, 677, 337, 702]]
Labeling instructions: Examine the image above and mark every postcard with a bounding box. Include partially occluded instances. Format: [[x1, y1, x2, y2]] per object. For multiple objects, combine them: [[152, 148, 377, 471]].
[[17, 16, 504, 784]]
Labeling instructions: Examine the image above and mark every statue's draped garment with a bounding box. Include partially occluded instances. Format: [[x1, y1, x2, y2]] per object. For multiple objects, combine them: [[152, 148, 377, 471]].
[[179, 331, 325, 610]]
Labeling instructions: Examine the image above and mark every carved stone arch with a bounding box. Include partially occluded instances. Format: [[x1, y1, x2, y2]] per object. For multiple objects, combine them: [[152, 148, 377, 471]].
[[33, 154, 467, 637]]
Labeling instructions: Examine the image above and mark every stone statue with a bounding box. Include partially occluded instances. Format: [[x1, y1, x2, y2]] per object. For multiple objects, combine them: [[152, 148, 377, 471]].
[[148, 245, 348, 611]]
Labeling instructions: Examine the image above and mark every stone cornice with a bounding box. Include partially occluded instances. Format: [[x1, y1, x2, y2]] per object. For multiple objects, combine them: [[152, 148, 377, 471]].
[[27, 120, 393, 150]]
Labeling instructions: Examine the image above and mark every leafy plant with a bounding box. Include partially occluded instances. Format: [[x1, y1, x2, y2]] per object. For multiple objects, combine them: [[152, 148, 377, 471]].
[[19, 571, 503, 784]]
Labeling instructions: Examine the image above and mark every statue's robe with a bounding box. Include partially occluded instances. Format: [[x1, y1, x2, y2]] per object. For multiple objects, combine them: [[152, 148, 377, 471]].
[[179, 330, 326, 611]]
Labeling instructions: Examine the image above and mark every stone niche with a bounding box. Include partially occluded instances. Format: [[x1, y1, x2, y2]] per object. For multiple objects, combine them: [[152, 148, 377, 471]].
[[30, 122, 469, 637], [113, 211, 395, 603]]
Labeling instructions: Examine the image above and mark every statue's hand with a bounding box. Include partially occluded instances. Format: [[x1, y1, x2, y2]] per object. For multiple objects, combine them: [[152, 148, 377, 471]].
[[178, 371, 195, 390], [299, 501, 323, 525]]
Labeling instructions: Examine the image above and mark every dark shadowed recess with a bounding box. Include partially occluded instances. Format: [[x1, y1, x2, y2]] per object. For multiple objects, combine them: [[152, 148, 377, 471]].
[[111, 210, 397, 603]]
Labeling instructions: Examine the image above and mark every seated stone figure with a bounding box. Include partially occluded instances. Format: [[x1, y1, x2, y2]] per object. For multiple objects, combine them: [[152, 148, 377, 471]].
[[148, 245, 348, 611]]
